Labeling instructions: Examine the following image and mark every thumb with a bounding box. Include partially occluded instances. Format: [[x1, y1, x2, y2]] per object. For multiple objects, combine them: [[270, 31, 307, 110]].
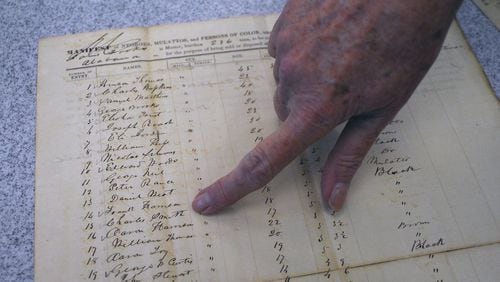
[[192, 118, 318, 215], [321, 112, 395, 212]]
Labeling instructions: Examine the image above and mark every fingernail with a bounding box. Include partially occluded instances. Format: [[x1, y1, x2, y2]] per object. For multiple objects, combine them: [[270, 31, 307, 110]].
[[328, 183, 348, 212], [193, 192, 212, 213]]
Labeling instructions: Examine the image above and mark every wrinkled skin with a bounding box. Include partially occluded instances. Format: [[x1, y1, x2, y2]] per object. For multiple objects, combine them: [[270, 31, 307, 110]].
[[192, 0, 463, 215]]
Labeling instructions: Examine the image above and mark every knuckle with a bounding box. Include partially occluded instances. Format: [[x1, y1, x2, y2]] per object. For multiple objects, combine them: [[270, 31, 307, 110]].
[[278, 55, 299, 80], [240, 146, 274, 188], [275, 29, 291, 46], [335, 154, 364, 179]]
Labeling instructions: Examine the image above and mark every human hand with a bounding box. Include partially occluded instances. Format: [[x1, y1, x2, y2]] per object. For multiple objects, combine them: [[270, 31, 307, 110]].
[[192, 0, 463, 215]]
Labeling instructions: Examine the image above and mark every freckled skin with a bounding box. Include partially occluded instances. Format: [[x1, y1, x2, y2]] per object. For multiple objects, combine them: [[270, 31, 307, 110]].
[[192, 0, 463, 215]]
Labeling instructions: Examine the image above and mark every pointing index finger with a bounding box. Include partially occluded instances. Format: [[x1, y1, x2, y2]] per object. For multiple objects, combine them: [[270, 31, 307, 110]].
[[192, 119, 310, 215]]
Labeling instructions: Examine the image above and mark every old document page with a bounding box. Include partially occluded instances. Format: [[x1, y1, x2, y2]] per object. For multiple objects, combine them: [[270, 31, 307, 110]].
[[36, 15, 500, 281], [472, 0, 500, 29]]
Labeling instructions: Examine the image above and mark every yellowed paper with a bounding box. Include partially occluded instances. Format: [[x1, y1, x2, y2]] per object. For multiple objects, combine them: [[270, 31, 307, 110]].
[[35, 15, 500, 281], [292, 243, 500, 282], [473, 0, 500, 29]]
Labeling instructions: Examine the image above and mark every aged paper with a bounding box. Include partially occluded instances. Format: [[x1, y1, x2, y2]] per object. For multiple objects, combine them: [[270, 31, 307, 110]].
[[473, 0, 500, 29], [35, 15, 500, 281]]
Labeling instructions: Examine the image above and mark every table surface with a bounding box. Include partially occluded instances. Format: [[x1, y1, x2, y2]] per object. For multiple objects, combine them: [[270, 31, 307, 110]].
[[0, 0, 498, 281]]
